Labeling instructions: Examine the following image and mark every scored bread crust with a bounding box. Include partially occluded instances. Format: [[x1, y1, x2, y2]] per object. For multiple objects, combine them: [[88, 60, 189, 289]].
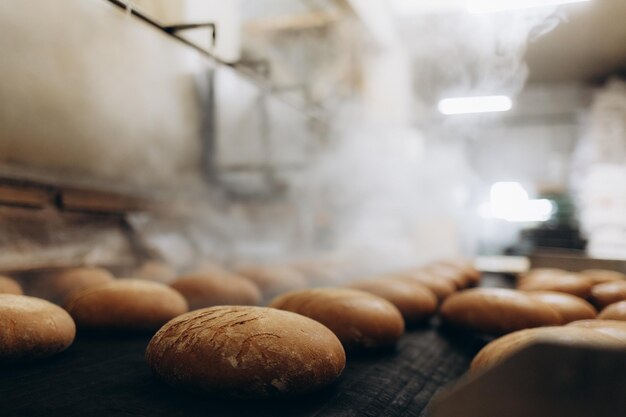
[[269, 288, 405, 350], [145, 306, 346, 398], [64, 279, 188, 331], [440, 288, 562, 334], [0, 294, 75, 361], [346, 278, 437, 324]]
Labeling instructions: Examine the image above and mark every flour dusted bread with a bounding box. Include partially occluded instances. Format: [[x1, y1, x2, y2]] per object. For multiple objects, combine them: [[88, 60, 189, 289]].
[[518, 273, 593, 299], [269, 288, 404, 350], [440, 288, 561, 334], [471, 326, 625, 372], [235, 265, 307, 299], [591, 281, 626, 309], [527, 291, 597, 324], [146, 306, 345, 398], [0, 295, 75, 361], [0, 275, 23, 295], [27, 267, 114, 304], [64, 279, 188, 331], [347, 278, 437, 324], [598, 301, 626, 321], [581, 269, 626, 285], [170, 271, 261, 310]]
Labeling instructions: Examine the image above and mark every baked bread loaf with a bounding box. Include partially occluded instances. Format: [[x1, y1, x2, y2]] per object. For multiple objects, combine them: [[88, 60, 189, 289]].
[[518, 273, 593, 299], [422, 263, 469, 290], [439, 259, 481, 287], [394, 270, 456, 302], [346, 278, 437, 324], [598, 301, 626, 321], [0, 294, 75, 361], [27, 267, 114, 304], [440, 288, 561, 334], [581, 269, 626, 285], [519, 268, 567, 282], [170, 271, 261, 310], [146, 306, 345, 398], [269, 288, 404, 350], [236, 265, 308, 299], [566, 319, 626, 342], [0, 275, 23, 295], [527, 291, 597, 324], [135, 261, 177, 284], [64, 279, 188, 331], [471, 326, 625, 372], [591, 281, 626, 309]]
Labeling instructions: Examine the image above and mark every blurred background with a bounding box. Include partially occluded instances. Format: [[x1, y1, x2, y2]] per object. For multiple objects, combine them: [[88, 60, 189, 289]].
[[0, 0, 625, 276]]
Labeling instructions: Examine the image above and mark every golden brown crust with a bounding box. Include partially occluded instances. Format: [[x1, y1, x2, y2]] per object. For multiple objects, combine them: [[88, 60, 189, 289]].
[[581, 269, 626, 285], [392, 271, 456, 302], [0, 295, 75, 361], [422, 263, 469, 290], [269, 288, 405, 350], [64, 279, 188, 331], [518, 273, 593, 299], [235, 265, 308, 298], [438, 259, 482, 287], [591, 281, 626, 309], [440, 288, 562, 334], [27, 267, 114, 304], [145, 306, 345, 398], [135, 261, 177, 284], [598, 301, 626, 321], [566, 319, 626, 342], [170, 272, 261, 310], [471, 326, 625, 372], [527, 291, 597, 324], [346, 278, 437, 324], [0, 275, 23, 295]]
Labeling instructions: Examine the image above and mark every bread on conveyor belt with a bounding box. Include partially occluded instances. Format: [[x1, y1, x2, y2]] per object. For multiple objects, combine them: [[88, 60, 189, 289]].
[[597, 301, 626, 321], [392, 270, 456, 302], [0, 275, 23, 295], [0, 294, 75, 362], [591, 280, 626, 309], [170, 271, 261, 310], [145, 306, 346, 398], [346, 277, 437, 324], [440, 288, 562, 334], [470, 325, 626, 372], [27, 267, 114, 304], [517, 273, 593, 299], [527, 291, 597, 324], [235, 265, 308, 298], [580, 269, 626, 285], [134, 260, 177, 284], [64, 279, 188, 331], [269, 288, 404, 350]]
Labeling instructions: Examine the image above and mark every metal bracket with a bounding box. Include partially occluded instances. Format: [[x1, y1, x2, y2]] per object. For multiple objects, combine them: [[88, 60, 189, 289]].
[[163, 23, 217, 46]]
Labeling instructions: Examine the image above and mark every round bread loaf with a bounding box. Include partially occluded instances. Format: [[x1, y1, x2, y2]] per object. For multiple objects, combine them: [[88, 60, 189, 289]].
[[170, 271, 261, 310], [423, 263, 469, 289], [289, 261, 343, 286], [445, 259, 481, 287], [27, 267, 114, 304], [346, 278, 437, 324], [581, 269, 626, 285], [393, 270, 456, 302], [518, 273, 593, 299], [64, 279, 188, 331], [471, 326, 625, 372], [566, 319, 626, 342], [519, 268, 567, 282], [135, 261, 177, 284], [235, 265, 308, 299], [146, 306, 346, 398], [0, 294, 75, 361], [527, 291, 597, 324], [269, 288, 405, 350], [591, 281, 626, 309], [440, 288, 562, 334], [0, 275, 23, 295], [598, 301, 626, 321]]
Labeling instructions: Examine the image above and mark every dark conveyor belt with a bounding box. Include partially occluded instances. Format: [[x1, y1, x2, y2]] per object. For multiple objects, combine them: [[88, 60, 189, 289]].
[[0, 322, 487, 417]]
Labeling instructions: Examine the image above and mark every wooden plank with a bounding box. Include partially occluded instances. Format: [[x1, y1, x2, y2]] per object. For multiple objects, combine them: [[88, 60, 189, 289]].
[[60, 188, 151, 214], [0, 183, 52, 208]]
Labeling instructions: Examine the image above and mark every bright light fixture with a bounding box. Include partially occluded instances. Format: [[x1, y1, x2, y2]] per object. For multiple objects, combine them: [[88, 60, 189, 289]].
[[438, 95, 512, 115], [467, 0, 591, 14], [478, 181, 554, 222]]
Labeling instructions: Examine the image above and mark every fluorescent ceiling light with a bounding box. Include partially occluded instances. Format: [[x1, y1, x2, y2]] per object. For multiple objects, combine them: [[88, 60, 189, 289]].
[[467, 0, 592, 14], [438, 95, 512, 115]]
